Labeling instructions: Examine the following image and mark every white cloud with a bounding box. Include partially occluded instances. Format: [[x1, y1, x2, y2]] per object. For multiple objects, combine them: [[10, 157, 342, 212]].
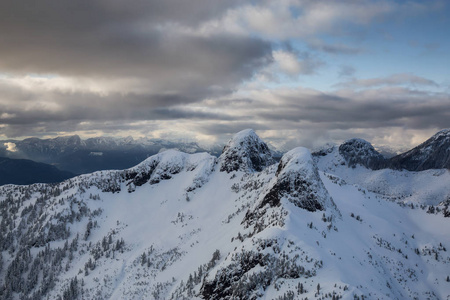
[[247, 49, 323, 84], [4, 142, 17, 152], [201, 0, 396, 39], [0, 113, 16, 119], [273, 50, 302, 75]]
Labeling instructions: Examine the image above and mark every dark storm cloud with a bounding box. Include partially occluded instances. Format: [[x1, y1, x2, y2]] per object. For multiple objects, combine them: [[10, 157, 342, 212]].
[[0, 86, 233, 125], [1, 76, 448, 141], [149, 108, 236, 121], [254, 88, 450, 130], [1, 30, 271, 87], [0, 80, 240, 137], [0, 0, 239, 42], [0, 0, 274, 138], [0, 0, 271, 95]]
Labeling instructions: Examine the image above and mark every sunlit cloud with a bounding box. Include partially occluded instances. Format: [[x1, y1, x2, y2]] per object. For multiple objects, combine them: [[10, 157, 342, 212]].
[[4, 142, 17, 152]]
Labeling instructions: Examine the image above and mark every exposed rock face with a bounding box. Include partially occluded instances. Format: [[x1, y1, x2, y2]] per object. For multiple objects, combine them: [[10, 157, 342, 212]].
[[312, 143, 336, 157], [389, 129, 450, 171], [219, 129, 275, 173], [200, 243, 308, 300], [201, 148, 338, 299], [243, 148, 339, 236], [339, 138, 387, 170], [316, 130, 450, 172], [260, 147, 337, 212]]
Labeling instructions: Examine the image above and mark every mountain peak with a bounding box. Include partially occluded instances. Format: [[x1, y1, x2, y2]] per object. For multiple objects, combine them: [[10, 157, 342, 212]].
[[54, 135, 82, 143], [228, 128, 257, 141], [390, 128, 450, 171], [339, 138, 386, 169], [219, 129, 275, 173], [434, 128, 450, 136], [340, 138, 375, 151], [260, 147, 338, 213], [430, 128, 450, 142]]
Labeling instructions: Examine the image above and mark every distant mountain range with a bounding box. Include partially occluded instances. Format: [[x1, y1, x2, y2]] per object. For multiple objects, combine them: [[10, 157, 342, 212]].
[[0, 128, 449, 186], [0, 136, 224, 175]]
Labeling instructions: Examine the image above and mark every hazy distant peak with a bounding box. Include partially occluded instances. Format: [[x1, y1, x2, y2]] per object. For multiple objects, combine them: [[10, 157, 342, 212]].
[[390, 127, 450, 171]]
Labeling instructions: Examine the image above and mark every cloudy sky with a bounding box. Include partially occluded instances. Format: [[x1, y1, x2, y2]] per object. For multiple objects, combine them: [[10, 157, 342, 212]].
[[0, 0, 449, 151]]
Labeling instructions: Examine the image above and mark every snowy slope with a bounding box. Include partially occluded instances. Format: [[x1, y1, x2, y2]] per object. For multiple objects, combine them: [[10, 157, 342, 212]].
[[315, 145, 450, 206], [0, 130, 449, 300]]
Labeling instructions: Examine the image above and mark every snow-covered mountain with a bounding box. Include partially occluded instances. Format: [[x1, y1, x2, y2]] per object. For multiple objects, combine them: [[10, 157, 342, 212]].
[[219, 129, 275, 173], [0, 129, 449, 299], [313, 142, 450, 206], [390, 128, 450, 171], [337, 138, 387, 170], [319, 129, 450, 172]]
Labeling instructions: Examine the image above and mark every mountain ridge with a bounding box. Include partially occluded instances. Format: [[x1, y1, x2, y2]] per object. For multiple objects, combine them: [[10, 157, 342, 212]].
[[390, 128, 450, 171], [2, 128, 449, 178], [314, 128, 450, 172], [0, 129, 448, 299]]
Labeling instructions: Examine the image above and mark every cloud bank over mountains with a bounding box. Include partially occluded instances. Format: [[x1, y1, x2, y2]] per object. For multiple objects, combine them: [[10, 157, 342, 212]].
[[0, 0, 448, 151]]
